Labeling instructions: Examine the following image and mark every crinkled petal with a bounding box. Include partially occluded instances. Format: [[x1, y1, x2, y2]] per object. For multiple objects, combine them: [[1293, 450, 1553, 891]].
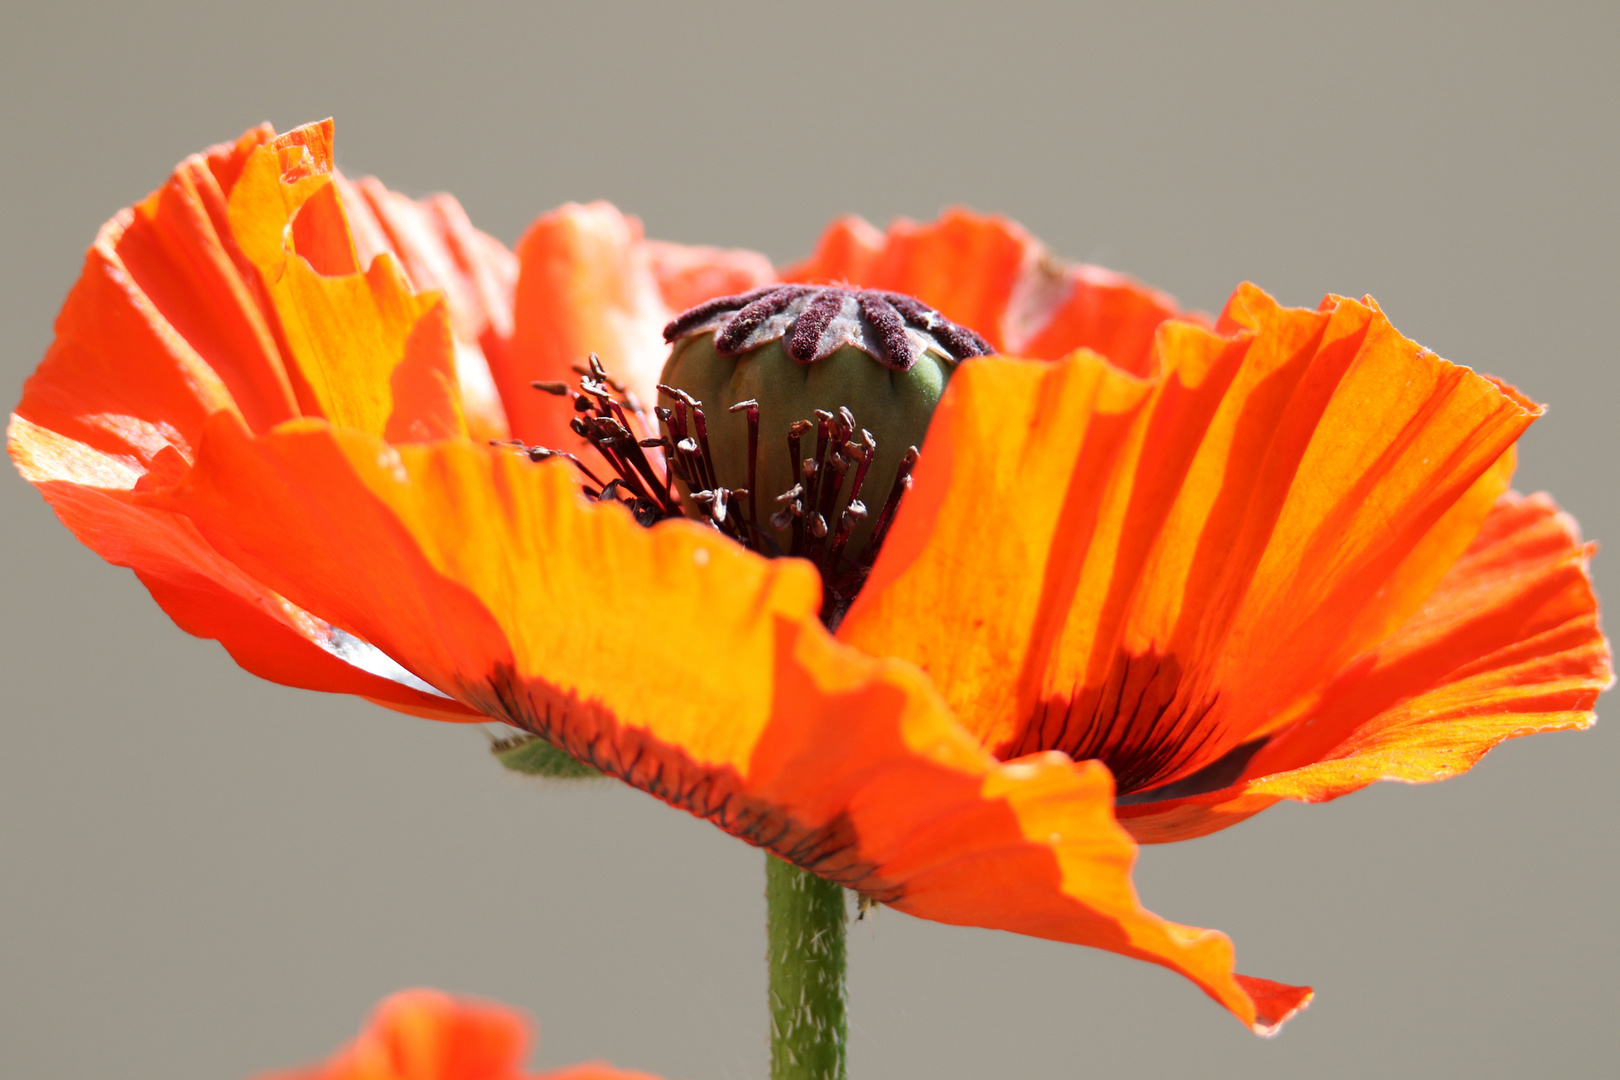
[[783, 208, 1185, 373], [226, 124, 463, 441], [338, 174, 516, 443], [8, 121, 480, 716], [1119, 491, 1611, 842], [157, 417, 1307, 1030], [841, 284, 1540, 796]]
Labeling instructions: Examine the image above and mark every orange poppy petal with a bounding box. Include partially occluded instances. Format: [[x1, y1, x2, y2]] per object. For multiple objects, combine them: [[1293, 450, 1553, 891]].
[[15, 238, 234, 469], [7, 416, 473, 717], [756, 625, 1311, 1032], [780, 213, 885, 285], [226, 123, 461, 440], [506, 203, 672, 445], [275, 989, 529, 1080], [338, 174, 517, 443], [254, 987, 663, 1080], [644, 238, 776, 314], [1118, 491, 1610, 842], [784, 208, 1031, 351], [113, 123, 301, 434], [9, 122, 482, 718], [158, 418, 1306, 1030], [1015, 261, 1187, 378], [782, 208, 1186, 372], [842, 284, 1539, 796]]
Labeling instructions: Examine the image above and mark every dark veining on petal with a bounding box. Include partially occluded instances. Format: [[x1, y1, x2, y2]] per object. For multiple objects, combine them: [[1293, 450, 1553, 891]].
[[462, 663, 906, 903]]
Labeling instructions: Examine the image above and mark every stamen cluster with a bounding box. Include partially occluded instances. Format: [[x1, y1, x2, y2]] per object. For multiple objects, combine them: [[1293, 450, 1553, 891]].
[[498, 355, 917, 626]]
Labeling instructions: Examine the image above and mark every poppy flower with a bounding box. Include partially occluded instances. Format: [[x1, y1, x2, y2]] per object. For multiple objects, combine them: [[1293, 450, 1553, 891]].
[[10, 120, 1609, 1037], [252, 987, 660, 1080]]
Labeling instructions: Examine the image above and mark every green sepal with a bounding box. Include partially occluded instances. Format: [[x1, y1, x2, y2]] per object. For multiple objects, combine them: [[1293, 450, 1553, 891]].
[[491, 734, 601, 779]]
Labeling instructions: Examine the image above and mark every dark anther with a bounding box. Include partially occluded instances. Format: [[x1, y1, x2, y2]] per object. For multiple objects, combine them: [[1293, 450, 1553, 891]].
[[498, 356, 685, 527], [689, 401, 718, 494], [827, 499, 868, 576]]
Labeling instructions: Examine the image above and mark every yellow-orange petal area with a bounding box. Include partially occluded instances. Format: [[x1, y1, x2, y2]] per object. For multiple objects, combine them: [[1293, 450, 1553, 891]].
[[1119, 491, 1611, 842], [226, 121, 467, 442], [252, 987, 662, 1080], [840, 284, 1542, 797], [154, 415, 1307, 1031], [337, 172, 518, 444]]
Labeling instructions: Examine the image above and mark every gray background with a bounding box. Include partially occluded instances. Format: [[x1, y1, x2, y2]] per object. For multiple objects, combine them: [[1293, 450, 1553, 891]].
[[2, 2, 1614, 1077]]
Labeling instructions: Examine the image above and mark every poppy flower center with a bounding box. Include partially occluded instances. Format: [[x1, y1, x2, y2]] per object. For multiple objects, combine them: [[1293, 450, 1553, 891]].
[[506, 286, 990, 629]]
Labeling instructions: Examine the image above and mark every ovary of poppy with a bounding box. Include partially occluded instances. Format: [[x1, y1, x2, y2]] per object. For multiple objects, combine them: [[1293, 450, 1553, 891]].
[[251, 987, 661, 1080], [10, 120, 1609, 1035]]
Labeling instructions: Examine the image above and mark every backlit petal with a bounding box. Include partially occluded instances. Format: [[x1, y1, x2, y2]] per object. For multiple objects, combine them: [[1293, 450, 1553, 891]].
[[338, 174, 517, 443], [226, 124, 459, 439], [841, 285, 1539, 795], [1118, 492, 1611, 842], [158, 418, 1306, 1030], [507, 204, 672, 445], [7, 416, 472, 717], [783, 208, 1185, 372], [644, 238, 775, 314], [9, 121, 479, 716]]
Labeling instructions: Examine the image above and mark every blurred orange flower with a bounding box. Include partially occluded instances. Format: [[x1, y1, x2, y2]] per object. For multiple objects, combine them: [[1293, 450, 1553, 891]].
[[253, 988, 658, 1080], [11, 121, 1608, 1034]]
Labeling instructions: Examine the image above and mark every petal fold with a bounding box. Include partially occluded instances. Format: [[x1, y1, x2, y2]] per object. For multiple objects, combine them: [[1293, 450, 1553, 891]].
[[338, 174, 517, 442], [226, 127, 455, 438]]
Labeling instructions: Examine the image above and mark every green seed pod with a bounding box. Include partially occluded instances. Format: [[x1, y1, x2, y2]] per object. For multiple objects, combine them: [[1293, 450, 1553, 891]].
[[659, 285, 992, 561]]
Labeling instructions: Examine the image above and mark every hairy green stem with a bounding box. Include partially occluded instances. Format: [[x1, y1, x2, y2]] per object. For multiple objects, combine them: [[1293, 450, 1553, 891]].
[[766, 854, 848, 1080]]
